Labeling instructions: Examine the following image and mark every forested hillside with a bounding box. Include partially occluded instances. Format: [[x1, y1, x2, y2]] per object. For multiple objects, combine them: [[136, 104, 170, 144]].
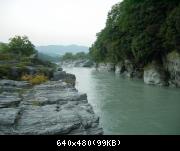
[[90, 0, 180, 68]]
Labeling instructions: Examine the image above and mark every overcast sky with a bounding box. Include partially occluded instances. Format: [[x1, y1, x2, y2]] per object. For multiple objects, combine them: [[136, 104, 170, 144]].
[[0, 0, 121, 46]]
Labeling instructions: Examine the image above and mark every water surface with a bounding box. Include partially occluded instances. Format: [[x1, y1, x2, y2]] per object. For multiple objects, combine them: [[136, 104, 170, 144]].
[[65, 67, 180, 135]]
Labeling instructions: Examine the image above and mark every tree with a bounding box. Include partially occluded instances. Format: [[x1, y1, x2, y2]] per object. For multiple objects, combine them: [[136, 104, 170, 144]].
[[90, 0, 180, 67], [160, 4, 180, 52], [61, 52, 74, 60], [8, 36, 36, 56], [0, 43, 9, 53]]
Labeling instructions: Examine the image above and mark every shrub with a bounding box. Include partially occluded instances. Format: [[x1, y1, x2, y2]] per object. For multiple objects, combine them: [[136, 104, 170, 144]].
[[0, 65, 11, 78], [0, 53, 13, 61], [21, 74, 48, 85]]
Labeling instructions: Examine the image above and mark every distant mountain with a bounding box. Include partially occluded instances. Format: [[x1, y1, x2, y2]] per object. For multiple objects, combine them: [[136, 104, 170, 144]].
[[37, 52, 60, 63], [36, 44, 89, 57]]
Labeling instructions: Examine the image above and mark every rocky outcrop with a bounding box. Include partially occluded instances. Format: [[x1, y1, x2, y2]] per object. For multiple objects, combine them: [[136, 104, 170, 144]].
[[96, 63, 115, 72], [0, 80, 30, 93], [143, 63, 167, 86], [53, 70, 76, 86], [115, 62, 125, 74], [164, 51, 180, 87], [0, 78, 103, 135], [61, 59, 94, 68], [114, 60, 142, 79]]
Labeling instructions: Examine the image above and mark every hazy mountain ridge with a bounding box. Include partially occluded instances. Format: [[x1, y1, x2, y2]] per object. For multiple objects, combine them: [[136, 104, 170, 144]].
[[36, 44, 89, 57]]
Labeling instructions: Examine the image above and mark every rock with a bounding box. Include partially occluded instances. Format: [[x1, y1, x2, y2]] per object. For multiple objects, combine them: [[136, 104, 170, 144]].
[[53, 71, 76, 86], [132, 69, 143, 79], [115, 63, 125, 74], [61, 60, 75, 68], [0, 79, 30, 93], [123, 60, 134, 78], [82, 60, 94, 67], [53, 71, 66, 80], [144, 63, 166, 86], [57, 67, 63, 71], [15, 103, 102, 135], [0, 92, 21, 108], [0, 108, 21, 134], [25, 66, 37, 75], [97, 63, 115, 72], [74, 60, 86, 67], [24, 89, 87, 106], [164, 51, 180, 87], [61, 59, 94, 68], [0, 79, 103, 135], [15, 104, 82, 135], [0, 80, 30, 88], [0, 108, 20, 125]]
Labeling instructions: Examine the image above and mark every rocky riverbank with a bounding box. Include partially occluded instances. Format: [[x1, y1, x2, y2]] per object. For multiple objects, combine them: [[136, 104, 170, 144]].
[[60, 59, 94, 68], [96, 51, 180, 88], [0, 70, 103, 135]]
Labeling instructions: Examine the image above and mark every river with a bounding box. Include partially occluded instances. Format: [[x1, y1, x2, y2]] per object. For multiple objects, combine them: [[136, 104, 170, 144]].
[[64, 67, 180, 135]]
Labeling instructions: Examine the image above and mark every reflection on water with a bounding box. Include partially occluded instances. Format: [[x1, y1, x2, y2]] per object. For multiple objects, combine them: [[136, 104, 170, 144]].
[[65, 67, 180, 135]]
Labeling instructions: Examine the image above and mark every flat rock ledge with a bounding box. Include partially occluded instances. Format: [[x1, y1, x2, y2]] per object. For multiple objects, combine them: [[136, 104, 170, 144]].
[[0, 80, 103, 135]]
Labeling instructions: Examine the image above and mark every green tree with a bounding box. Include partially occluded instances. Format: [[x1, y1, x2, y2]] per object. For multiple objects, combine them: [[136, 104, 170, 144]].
[[160, 4, 180, 52], [61, 52, 74, 60], [0, 43, 9, 53], [90, 0, 180, 67], [8, 36, 36, 56]]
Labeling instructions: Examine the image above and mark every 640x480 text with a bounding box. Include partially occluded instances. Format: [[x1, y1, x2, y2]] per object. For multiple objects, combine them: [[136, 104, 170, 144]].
[[57, 139, 121, 147]]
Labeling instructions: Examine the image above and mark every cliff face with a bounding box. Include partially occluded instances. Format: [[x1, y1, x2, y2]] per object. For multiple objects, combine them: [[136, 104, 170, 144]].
[[0, 73, 103, 135], [143, 63, 166, 86], [96, 51, 180, 88], [164, 51, 180, 87]]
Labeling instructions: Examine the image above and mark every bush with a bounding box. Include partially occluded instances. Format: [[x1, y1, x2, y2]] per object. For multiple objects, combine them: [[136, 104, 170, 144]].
[[21, 74, 48, 85], [0, 65, 11, 78], [0, 53, 13, 61]]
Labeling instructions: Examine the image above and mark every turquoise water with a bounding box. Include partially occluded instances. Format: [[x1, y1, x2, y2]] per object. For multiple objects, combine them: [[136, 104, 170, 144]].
[[65, 67, 180, 135]]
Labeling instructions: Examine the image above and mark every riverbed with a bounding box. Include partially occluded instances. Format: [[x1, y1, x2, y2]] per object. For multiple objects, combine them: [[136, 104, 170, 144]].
[[65, 67, 180, 135]]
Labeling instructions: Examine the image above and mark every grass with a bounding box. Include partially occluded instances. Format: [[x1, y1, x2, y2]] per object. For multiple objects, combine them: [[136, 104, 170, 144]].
[[21, 74, 48, 85]]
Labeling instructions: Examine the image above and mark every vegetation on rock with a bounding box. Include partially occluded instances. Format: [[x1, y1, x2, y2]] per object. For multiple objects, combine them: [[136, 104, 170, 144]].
[[60, 52, 90, 61], [90, 0, 180, 68], [21, 74, 48, 85], [0, 35, 56, 80]]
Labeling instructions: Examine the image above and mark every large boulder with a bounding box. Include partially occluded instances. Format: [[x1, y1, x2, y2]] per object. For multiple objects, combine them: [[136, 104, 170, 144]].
[[164, 51, 180, 87], [144, 63, 166, 86]]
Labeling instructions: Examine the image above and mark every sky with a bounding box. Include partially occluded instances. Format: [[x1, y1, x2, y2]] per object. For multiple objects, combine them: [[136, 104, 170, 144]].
[[0, 0, 121, 46]]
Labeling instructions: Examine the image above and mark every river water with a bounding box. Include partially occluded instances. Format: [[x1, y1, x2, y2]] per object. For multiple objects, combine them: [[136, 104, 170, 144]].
[[64, 67, 180, 135]]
